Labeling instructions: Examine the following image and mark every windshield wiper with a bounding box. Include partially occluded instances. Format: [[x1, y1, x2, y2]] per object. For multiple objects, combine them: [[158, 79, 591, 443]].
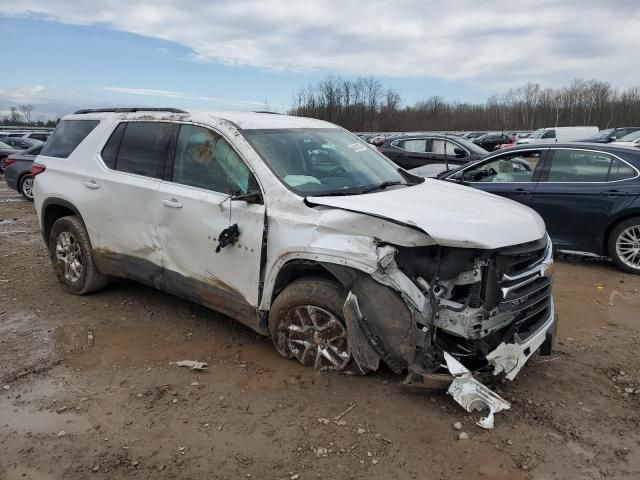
[[307, 189, 362, 197], [361, 180, 408, 194]]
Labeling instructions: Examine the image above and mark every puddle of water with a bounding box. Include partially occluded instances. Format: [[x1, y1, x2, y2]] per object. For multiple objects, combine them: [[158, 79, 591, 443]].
[[0, 405, 91, 434], [55, 324, 314, 390]]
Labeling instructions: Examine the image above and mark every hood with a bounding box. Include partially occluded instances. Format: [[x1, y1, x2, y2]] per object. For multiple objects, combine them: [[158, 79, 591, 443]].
[[307, 179, 546, 250]]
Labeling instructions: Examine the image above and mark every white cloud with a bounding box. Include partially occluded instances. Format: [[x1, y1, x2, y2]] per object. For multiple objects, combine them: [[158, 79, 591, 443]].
[[0, 85, 47, 101], [103, 86, 270, 108], [1, 1, 640, 87]]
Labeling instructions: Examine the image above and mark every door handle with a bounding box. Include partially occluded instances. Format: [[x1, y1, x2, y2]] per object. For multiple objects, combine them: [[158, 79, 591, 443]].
[[507, 188, 531, 195], [162, 198, 183, 208], [83, 179, 99, 190], [600, 190, 628, 197]]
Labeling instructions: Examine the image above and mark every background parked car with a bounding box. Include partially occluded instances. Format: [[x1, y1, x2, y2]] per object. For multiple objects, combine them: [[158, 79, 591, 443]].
[[1, 137, 34, 150], [0, 140, 24, 171], [438, 143, 640, 274], [577, 127, 640, 143], [612, 130, 640, 148], [473, 132, 513, 151], [3, 143, 43, 200], [461, 131, 487, 140], [517, 126, 599, 144], [378, 134, 487, 169], [21, 131, 51, 142]]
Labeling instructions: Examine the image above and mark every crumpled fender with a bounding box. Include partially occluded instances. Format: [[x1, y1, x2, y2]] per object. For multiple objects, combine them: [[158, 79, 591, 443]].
[[323, 263, 417, 374]]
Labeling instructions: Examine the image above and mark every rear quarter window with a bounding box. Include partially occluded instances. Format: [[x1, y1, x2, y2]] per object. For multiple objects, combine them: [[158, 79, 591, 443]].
[[40, 120, 99, 158], [111, 122, 172, 179]]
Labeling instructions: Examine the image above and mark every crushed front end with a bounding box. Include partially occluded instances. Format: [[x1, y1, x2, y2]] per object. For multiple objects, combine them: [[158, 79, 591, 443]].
[[397, 234, 556, 382], [332, 233, 556, 427]]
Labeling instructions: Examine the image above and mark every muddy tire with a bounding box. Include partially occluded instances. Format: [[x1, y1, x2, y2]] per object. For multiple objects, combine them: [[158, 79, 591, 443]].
[[19, 174, 34, 201], [608, 216, 640, 275], [269, 277, 355, 372], [48, 215, 108, 295]]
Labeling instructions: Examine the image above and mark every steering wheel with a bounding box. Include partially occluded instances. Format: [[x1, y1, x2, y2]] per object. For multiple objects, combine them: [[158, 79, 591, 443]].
[[323, 166, 348, 177], [512, 159, 532, 171]]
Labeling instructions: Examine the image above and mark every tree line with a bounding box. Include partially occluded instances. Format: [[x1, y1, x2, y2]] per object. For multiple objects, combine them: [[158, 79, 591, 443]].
[[2, 104, 57, 128], [289, 76, 640, 132]]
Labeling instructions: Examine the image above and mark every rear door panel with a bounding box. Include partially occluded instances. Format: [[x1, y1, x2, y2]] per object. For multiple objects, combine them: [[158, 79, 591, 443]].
[[529, 148, 640, 253]]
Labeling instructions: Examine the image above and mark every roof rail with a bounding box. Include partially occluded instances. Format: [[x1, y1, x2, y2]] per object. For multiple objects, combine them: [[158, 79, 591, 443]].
[[73, 107, 188, 114], [252, 110, 281, 115]]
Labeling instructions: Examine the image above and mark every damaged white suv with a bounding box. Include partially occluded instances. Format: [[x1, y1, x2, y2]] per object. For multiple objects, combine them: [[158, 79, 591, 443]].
[[33, 108, 556, 395]]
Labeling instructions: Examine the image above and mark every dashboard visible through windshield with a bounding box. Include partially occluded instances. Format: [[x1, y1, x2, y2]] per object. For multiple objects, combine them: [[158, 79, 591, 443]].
[[243, 128, 413, 195]]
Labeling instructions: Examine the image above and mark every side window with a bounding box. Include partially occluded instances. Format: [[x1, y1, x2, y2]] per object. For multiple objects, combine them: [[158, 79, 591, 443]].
[[463, 151, 542, 183], [545, 149, 613, 182], [172, 125, 253, 194], [430, 139, 460, 155], [100, 123, 126, 169], [608, 157, 636, 182], [541, 129, 556, 139], [114, 122, 172, 179], [41, 120, 99, 158], [397, 139, 427, 153]]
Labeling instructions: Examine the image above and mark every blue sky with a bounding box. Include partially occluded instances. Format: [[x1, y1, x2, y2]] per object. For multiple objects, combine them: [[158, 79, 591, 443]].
[[0, 17, 483, 120], [1, 1, 639, 120]]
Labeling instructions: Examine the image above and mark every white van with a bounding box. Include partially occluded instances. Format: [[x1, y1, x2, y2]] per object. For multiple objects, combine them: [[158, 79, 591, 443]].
[[517, 126, 598, 144]]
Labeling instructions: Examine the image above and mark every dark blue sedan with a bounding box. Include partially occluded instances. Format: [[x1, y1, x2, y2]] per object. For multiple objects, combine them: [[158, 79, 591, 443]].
[[439, 143, 640, 274]]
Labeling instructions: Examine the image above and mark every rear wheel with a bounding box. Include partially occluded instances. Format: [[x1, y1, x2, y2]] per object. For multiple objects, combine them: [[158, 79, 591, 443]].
[[608, 217, 640, 274], [269, 277, 352, 371], [48, 216, 108, 294], [0, 158, 7, 172], [19, 174, 34, 201]]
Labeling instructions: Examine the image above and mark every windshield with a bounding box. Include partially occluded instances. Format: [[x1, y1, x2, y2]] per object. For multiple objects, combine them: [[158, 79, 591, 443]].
[[24, 144, 43, 155], [455, 137, 488, 155], [243, 128, 409, 195], [529, 128, 546, 139], [585, 128, 613, 141], [618, 131, 640, 143], [0, 141, 10, 149]]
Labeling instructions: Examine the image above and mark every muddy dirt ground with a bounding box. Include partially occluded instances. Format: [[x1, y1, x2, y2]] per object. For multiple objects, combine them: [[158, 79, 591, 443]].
[[1, 181, 639, 480]]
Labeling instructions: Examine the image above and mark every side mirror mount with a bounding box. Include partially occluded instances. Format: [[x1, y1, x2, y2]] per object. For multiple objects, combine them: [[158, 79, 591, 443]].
[[452, 171, 465, 182], [607, 136, 616, 143], [231, 190, 263, 204], [453, 147, 467, 158], [231, 176, 263, 204]]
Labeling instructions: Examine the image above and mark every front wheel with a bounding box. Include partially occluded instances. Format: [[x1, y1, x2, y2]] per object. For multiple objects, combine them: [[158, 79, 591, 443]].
[[268, 277, 352, 371], [19, 174, 34, 201], [608, 217, 640, 274], [48, 215, 108, 294]]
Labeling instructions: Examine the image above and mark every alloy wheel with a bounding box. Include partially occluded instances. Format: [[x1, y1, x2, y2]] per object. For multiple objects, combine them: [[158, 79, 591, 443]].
[[56, 231, 84, 282], [276, 305, 350, 370], [615, 225, 640, 269], [21, 176, 34, 200]]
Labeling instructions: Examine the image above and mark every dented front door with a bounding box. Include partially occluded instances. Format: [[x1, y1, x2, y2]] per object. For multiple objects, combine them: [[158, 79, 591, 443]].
[[156, 124, 265, 328]]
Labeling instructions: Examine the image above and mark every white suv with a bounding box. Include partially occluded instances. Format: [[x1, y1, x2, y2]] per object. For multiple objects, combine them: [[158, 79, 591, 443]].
[[33, 108, 556, 395]]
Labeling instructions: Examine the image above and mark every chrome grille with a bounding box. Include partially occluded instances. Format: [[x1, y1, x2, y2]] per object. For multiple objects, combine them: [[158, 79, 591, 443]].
[[494, 235, 553, 339]]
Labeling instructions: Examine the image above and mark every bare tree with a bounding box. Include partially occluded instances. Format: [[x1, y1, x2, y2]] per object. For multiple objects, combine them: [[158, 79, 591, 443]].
[[291, 75, 640, 132], [19, 104, 34, 123], [9, 106, 22, 123]]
